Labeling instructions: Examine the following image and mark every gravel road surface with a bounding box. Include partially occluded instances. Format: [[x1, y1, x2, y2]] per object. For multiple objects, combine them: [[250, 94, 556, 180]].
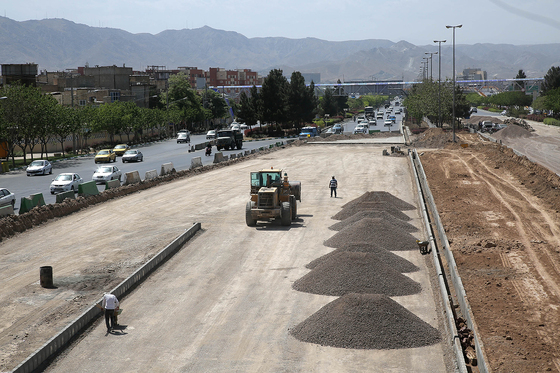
[[2, 144, 452, 372]]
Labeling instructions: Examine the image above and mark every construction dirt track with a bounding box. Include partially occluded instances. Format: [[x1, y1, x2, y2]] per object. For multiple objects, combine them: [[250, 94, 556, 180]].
[[417, 125, 560, 373], [2, 122, 560, 372]]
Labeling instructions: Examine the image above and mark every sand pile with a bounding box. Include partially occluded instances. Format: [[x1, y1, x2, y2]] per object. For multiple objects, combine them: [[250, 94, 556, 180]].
[[342, 191, 415, 211], [412, 128, 454, 149], [324, 218, 418, 251], [290, 293, 441, 349], [306, 244, 419, 273], [329, 212, 417, 232], [332, 202, 412, 221], [292, 251, 421, 296], [493, 124, 534, 141]]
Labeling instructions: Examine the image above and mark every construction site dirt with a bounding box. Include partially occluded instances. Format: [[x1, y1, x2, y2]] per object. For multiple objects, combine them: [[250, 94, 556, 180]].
[[1, 143, 453, 373], [2, 120, 560, 372], [417, 124, 560, 373]]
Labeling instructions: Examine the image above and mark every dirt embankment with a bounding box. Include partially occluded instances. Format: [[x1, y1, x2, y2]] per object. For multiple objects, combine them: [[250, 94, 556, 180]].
[[420, 134, 560, 373]]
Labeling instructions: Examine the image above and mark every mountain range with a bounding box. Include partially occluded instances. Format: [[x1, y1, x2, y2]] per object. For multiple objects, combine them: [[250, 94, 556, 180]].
[[1, 16, 559, 83]]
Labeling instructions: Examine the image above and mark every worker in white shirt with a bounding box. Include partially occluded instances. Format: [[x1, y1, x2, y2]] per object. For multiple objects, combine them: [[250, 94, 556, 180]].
[[101, 293, 120, 333]]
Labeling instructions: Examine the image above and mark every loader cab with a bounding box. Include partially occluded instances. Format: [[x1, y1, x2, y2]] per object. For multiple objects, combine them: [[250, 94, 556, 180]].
[[251, 170, 282, 191]]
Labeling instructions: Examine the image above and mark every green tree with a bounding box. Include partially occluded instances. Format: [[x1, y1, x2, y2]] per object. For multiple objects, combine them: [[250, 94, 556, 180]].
[[205, 90, 229, 123], [163, 72, 204, 131], [543, 88, 560, 114], [321, 87, 337, 117], [52, 105, 79, 156], [542, 66, 560, 95], [261, 69, 288, 125], [287, 72, 316, 129], [237, 91, 257, 128], [515, 69, 527, 91]]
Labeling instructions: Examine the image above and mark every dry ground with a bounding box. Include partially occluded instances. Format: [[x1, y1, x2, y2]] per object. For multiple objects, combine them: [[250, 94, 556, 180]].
[[1, 143, 452, 372], [417, 128, 560, 373]]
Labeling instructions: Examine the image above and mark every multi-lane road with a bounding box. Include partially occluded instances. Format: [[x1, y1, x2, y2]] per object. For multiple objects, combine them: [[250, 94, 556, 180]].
[[0, 134, 282, 210]]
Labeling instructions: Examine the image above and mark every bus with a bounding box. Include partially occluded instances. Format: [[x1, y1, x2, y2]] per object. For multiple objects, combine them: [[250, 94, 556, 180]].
[[364, 106, 375, 118]]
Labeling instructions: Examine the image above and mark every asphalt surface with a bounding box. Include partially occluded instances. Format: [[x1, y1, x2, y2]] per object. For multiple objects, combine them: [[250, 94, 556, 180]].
[[0, 135, 283, 208], [37, 143, 452, 372]]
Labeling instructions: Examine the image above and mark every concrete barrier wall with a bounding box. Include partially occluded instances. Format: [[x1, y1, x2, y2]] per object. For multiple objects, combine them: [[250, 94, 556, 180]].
[[55, 191, 75, 203], [213, 152, 224, 164], [411, 150, 490, 373], [12, 223, 201, 373], [194, 143, 205, 150], [230, 154, 237, 160], [145, 169, 158, 180], [124, 171, 141, 185], [104, 179, 121, 190], [30, 193, 45, 208], [160, 162, 174, 176], [0, 204, 14, 217], [190, 157, 202, 169], [19, 197, 34, 214], [223, 155, 229, 161], [78, 181, 99, 197]]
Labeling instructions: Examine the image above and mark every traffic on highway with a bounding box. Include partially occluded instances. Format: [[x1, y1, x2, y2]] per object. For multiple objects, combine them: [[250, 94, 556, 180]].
[[0, 133, 283, 211]]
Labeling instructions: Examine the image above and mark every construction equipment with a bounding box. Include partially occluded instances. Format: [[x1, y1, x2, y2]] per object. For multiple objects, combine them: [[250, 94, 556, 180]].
[[246, 168, 301, 226]]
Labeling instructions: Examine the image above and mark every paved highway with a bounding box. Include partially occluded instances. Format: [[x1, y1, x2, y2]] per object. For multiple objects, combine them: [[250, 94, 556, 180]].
[[0, 135, 282, 210]]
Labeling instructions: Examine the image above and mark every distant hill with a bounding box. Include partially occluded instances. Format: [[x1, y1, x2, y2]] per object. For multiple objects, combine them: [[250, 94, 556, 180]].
[[0, 17, 557, 82]]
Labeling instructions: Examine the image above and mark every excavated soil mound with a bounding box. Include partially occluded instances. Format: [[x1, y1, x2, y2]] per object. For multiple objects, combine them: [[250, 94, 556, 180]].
[[292, 251, 421, 296], [412, 128, 454, 149], [342, 191, 415, 210], [331, 202, 412, 221], [324, 218, 418, 251], [492, 124, 534, 141], [329, 212, 417, 232], [306, 246, 419, 273], [289, 293, 441, 349]]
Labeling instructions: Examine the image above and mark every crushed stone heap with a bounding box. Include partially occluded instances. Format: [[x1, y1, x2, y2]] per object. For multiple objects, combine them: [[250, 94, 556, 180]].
[[290, 293, 441, 349], [492, 124, 534, 140], [324, 218, 419, 251], [306, 244, 419, 273], [332, 202, 412, 221], [329, 211, 418, 232], [292, 251, 421, 296], [342, 191, 416, 211]]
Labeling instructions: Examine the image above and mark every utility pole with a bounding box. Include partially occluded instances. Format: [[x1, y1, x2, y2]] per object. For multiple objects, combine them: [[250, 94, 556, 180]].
[[446, 24, 462, 143], [434, 40, 446, 127]]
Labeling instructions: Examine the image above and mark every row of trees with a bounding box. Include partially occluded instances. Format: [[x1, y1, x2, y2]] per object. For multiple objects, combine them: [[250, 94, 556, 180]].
[[403, 79, 470, 126], [237, 69, 319, 130], [0, 76, 233, 166]]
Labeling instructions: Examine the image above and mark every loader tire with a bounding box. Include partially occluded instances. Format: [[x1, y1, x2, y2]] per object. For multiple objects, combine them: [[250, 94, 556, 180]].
[[281, 202, 291, 226], [246, 201, 256, 227], [290, 196, 297, 220]]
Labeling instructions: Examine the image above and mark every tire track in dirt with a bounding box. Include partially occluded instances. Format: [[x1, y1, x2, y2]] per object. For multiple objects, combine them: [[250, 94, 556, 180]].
[[449, 151, 558, 301], [465, 152, 560, 299]]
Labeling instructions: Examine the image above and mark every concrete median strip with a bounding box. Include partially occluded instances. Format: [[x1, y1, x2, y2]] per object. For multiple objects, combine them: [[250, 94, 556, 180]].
[[19, 193, 46, 214], [55, 191, 76, 203], [104, 179, 121, 190], [78, 181, 99, 197], [145, 169, 158, 180], [190, 157, 202, 169], [160, 162, 174, 176], [124, 171, 141, 185], [0, 204, 14, 217], [213, 152, 224, 164], [11, 223, 201, 373]]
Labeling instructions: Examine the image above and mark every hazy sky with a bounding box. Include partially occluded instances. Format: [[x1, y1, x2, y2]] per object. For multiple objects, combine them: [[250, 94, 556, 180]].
[[3, 0, 560, 45]]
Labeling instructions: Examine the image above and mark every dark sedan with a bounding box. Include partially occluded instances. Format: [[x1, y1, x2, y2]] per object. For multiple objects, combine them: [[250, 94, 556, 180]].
[[122, 149, 144, 163]]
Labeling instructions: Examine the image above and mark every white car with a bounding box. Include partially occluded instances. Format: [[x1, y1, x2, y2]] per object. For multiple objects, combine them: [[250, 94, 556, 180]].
[[353, 124, 368, 134], [26, 160, 52, 176], [384, 119, 393, 127], [50, 173, 84, 194], [206, 130, 217, 139], [93, 165, 122, 184], [0, 188, 16, 208], [240, 123, 248, 130]]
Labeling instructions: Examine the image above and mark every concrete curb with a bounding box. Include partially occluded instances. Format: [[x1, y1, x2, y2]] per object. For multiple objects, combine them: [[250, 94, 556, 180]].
[[11, 223, 201, 373], [144, 169, 158, 180], [160, 162, 174, 176], [411, 150, 490, 373], [124, 171, 141, 185]]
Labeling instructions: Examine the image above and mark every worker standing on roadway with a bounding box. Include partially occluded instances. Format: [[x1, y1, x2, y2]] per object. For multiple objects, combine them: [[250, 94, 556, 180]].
[[329, 176, 338, 198], [101, 293, 120, 333]]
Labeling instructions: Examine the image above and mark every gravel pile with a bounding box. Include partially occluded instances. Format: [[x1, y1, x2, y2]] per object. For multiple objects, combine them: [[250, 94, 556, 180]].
[[324, 218, 419, 251], [493, 123, 534, 140], [292, 251, 421, 296], [290, 293, 441, 349], [329, 212, 417, 232], [306, 245, 419, 273], [332, 202, 412, 221], [342, 191, 415, 211]]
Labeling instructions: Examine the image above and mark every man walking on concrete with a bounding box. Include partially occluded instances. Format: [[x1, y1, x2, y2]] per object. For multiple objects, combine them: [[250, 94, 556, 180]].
[[101, 293, 119, 333], [329, 176, 338, 198]]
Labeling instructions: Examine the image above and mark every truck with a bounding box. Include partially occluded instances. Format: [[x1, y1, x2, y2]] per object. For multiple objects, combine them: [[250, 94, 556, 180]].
[[216, 129, 243, 151], [246, 168, 302, 227], [298, 126, 319, 139]]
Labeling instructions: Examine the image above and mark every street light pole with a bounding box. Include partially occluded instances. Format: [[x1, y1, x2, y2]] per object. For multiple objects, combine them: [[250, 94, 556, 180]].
[[425, 52, 437, 80], [446, 24, 462, 142], [434, 40, 446, 127]]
